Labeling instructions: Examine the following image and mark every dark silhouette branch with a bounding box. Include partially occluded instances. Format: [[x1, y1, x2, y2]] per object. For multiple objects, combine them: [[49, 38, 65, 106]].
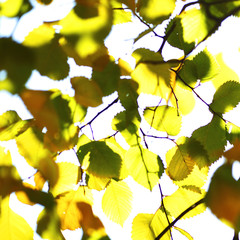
[[155, 198, 205, 240]]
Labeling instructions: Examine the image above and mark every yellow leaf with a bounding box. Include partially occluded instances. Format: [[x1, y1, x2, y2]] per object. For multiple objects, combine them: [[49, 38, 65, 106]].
[[0, 0, 23, 17], [0, 197, 34, 240], [132, 213, 155, 240], [51, 162, 80, 197], [71, 77, 103, 107], [102, 180, 132, 226], [164, 187, 206, 219], [57, 187, 93, 230]]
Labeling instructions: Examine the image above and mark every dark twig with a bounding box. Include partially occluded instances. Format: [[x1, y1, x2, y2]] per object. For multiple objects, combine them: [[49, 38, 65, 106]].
[[155, 198, 205, 240]]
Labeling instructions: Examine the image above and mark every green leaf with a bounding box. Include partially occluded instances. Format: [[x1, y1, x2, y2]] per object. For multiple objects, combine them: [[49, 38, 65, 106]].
[[137, 0, 175, 24], [124, 145, 164, 190], [102, 180, 132, 226], [210, 81, 240, 113], [144, 105, 182, 136], [164, 187, 206, 219], [192, 115, 227, 165], [0, 38, 34, 93], [131, 48, 175, 98], [0, 110, 30, 141], [178, 49, 220, 88], [132, 213, 155, 240], [71, 77, 103, 107], [20, 89, 79, 152], [59, 0, 112, 58], [77, 141, 123, 179], [0, 197, 34, 240], [92, 60, 120, 96], [165, 17, 194, 54], [37, 207, 64, 240]]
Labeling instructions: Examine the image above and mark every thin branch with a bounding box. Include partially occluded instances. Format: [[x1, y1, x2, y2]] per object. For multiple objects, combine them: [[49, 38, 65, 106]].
[[159, 184, 173, 240], [79, 97, 119, 131], [155, 198, 205, 240]]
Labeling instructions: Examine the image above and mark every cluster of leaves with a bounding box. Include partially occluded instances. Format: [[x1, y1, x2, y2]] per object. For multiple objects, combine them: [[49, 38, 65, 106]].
[[1, 0, 240, 239]]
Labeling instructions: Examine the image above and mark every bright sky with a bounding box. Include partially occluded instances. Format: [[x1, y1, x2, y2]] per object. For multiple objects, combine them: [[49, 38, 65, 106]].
[[1, 0, 240, 240]]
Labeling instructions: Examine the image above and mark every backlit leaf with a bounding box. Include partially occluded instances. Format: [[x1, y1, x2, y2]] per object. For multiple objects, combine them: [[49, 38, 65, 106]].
[[150, 207, 172, 240], [77, 141, 122, 179], [192, 115, 227, 164], [144, 105, 182, 136], [0, 110, 29, 141], [124, 145, 164, 190], [164, 187, 206, 219], [223, 139, 240, 163], [131, 48, 174, 98], [210, 81, 240, 113], [56, 187, 94, 230], [205, 163, 240, 230], [16, 127, 59, 187], [20, 89, 79, 152], [0, 38, 34, 93], [59, 0, 112, 58], [132, 213, 155, 240], [0, 0, 31, 17], [71, 77, 103, 107], [51, 162, 80, 197], [37, 207, 64, 240], [92, 60, 120, 96], [137, 0, 175, 24], [173, 226, 193, 240], [102, 180, 132, 226], [0, 197, 34, 240], [86, 174, 110, 191], [211, 53, 239, 89]]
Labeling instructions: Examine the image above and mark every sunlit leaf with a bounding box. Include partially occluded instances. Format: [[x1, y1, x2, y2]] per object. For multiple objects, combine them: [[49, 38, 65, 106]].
[[59, 0, 112, 58], [132, 213, 155, 240], [178, 49, 220, 88], [166, 137, 209, 186], [102, 180, 132, 226], [205, 163, 240, 230], [20, 89, 79, 152], [118, 58, 133, 76], [71, 77, 103, 107], [116, 0, 135, 13], [51, 162, 80, 197], [164, 187, 206, 219], [37, 207, 64, 240], [77, 141, 122, 179], [223, 139, 240, 163], [144, 105, 182, 136], [131, 48, 174, 98], [16, 127, 59, 187], [192, 115, 227, 164], [174, 226, 193, 240], [165, 17, 194, 54], [211, 53, 239, 89], [86, 173, 110, 191], [137, 0, 175, 24], [179, 8, 216, 46], [56, 187, 94, 230], [210, 81, 240, 113], [0, 0, 32, 17], [112, 4, 132, 24], [150, 207, 172, 240], [0, 110, 29, 141], [0, 197, 34, 240], [124, 145, 164, 190], [0, 146, 12, 165], [0, 38, 34, 93]]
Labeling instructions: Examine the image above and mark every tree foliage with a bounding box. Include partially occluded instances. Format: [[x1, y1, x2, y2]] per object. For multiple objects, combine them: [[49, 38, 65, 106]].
[[1, 0, 240, 239]]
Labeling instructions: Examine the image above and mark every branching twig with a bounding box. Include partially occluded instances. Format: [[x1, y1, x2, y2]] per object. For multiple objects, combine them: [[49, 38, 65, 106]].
[[155, 198, 205, 240]]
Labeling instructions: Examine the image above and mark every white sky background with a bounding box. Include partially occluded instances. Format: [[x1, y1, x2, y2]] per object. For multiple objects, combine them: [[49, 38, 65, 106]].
[[1, 0, 240, 239]]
